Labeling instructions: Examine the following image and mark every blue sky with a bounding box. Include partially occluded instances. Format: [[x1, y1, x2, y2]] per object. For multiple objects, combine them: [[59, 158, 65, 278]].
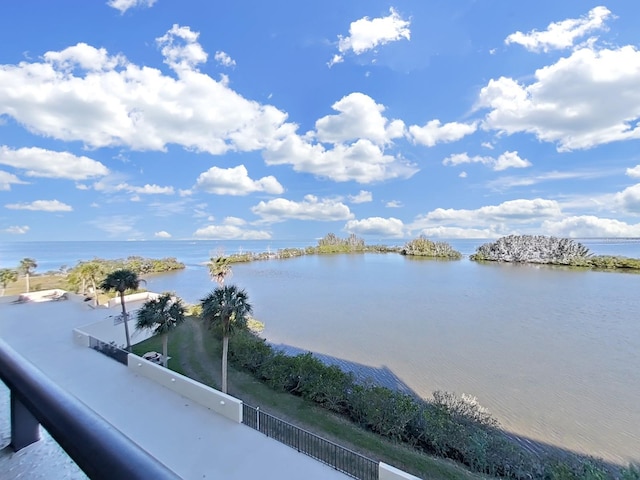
[[1, 1, 640, 241]]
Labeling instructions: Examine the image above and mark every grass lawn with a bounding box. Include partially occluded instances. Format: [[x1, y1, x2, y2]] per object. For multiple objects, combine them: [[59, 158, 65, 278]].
[[132, 318, 492, 480], [2, 274, 140, 305], [3, 274, 68, 295]]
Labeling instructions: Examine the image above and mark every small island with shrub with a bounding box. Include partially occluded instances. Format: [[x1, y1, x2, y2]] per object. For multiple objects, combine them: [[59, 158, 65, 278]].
[[400, 235, 462, 259], [222, 233, 461, 264], [470, 235, 640, 271]]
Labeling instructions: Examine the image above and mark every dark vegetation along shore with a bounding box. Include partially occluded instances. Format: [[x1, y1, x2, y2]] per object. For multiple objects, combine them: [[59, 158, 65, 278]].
[[220, 233, 640, 272], [0, 256, 185, 297], [221, 233, 463, 263], [225, 330, 639, 480]]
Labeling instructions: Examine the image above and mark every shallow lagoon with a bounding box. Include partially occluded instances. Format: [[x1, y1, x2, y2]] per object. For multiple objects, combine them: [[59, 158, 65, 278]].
[[149, 252, 640, 464], [3, 239, 640, 463]]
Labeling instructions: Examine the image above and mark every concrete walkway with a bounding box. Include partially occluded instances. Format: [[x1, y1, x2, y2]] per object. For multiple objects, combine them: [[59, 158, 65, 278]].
[[0, 299, 350, 479]]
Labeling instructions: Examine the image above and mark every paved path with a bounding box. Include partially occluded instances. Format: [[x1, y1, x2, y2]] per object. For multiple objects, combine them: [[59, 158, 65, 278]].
[[0, 300, 350, 479]]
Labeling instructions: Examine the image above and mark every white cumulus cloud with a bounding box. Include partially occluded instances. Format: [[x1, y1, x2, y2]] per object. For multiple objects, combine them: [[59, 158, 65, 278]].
[[615, 183, 640, 213], [264, 134, 417, 184], [93, 177, 174, 195], [107, 0, 157, 14], [0, 26, 293, 156], [252, 195, 354, 223], [477, 45, 640, 151], [505, 6, 612, 53], [5, 200, 73, 212], [195, 165, 284, 196], [4, 225, 29, 234], [409, 120, 477, 147], [410, 198, 562, 236], [330, 7, 411, 66], [193, 218, 271, 240], [156, 24, 209, 71], [214, 51, 236, 67], [315, 92, 405, 146], [0, 146, 109, 180], [154, 230, 172, 238], [0, 171, 27, 191], [131, 184, 174, 195], [348, 190, 373, 204], [443, 151, 531, 171], [416, 226, 501, 239], [542, 215, 640, 237], [345, 217, 404, 237], [626, 165, 640, 178]]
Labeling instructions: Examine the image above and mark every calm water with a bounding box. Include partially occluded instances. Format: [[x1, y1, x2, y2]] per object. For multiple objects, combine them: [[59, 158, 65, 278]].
[[2, 239, 639, 463]]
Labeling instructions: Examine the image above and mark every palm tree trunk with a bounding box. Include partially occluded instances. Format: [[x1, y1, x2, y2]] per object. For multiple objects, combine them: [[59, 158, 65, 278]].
[[91, 280, 98, 307], [120, 292, 131, 351], [162, 333, 168, 367], [222, 334, 229, 394], [25, 273, 30, 293]]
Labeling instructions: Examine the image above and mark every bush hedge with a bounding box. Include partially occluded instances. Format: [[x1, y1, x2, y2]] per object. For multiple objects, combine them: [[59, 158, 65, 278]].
[[228, 330, 635, 479]]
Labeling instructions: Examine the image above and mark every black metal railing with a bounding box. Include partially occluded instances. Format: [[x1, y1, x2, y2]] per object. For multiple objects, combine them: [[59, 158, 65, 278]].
[[242, 403, 378, 480], [89, 336, 130, 365], [0, 338, 180, 480]]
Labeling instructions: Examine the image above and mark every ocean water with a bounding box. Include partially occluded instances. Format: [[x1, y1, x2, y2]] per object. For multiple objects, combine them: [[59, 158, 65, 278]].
[[2, 238, 639, 464]]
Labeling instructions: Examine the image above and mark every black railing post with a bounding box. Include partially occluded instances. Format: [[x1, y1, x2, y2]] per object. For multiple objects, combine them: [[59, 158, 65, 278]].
[[10, 391, 40, 450], [241, 402, 379, 479]]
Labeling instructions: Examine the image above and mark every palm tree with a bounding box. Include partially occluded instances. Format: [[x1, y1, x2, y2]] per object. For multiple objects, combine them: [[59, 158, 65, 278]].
[[100, 269, 145, 351], [136, 293, 186, 367], [208, 256, 232, 285], [0, 268, 18, 296], [200, 285, 252, 393], [18, 258, 37, 293], [76, 261, 104, 307]]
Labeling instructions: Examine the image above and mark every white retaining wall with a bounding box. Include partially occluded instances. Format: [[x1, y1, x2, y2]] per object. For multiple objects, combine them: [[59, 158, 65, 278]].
[[127, 354, 243, 423], [107, 292, 159, 309], [72, 328, 91, 347], [379, 463, 423, 480], [0, 290, 88, 305]]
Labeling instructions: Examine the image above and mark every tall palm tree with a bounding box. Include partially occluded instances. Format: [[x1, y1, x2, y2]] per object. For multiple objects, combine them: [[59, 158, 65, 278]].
[[18, 258, 37, 293], [76, 261, 104, 307], [200, 285, 252, 393], [100, 269, 145, 351], [136, 293, 186, 367], [208, 256, 232, 285], [0, 268, 18, 296]]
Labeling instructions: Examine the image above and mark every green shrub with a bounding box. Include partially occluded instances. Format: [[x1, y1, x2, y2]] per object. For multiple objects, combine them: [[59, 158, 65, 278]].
[[348, 384, 420, 441], [471, 235, 590, 264], [401, 235, 462, 259], [229, 331, 273, 373], [621, 465, 640, 480]]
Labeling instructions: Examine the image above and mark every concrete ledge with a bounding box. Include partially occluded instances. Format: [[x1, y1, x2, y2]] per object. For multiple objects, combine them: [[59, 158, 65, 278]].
[[107, 292, 159, 309], [72, 328, 91, 347], [5, 289, 68, 303], [127, 354, 243, 423], [380, 462, 422, 480]]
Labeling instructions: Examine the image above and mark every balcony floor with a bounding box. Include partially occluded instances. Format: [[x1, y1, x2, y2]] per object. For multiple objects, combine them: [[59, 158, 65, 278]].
[[0, 298, 349, 479]]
